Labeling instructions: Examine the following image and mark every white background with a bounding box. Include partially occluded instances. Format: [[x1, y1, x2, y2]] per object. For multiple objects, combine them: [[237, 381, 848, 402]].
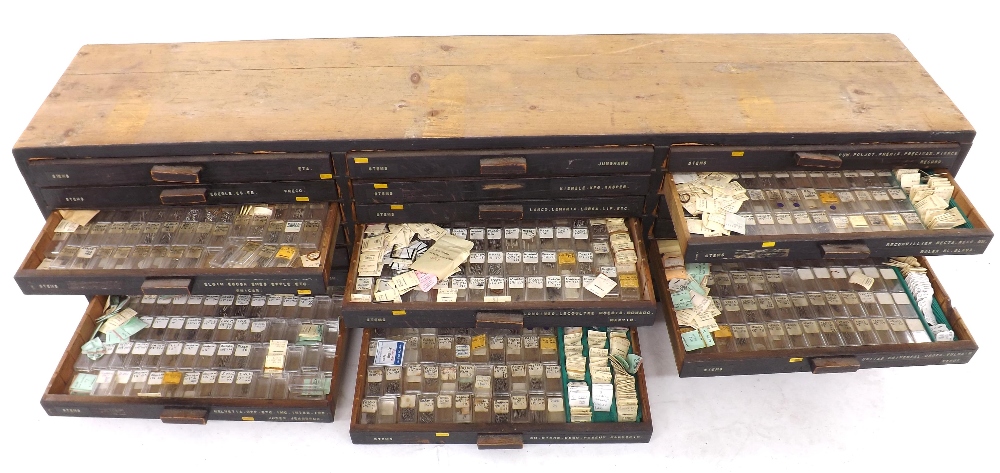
[[1, 1, 997, 470]]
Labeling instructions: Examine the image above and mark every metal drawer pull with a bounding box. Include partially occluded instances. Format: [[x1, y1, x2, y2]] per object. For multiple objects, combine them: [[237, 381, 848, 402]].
[[160, 187, 208, 205], [795, 152, 842, 169], [820, 243, 871, 259], [480, 157, 527, 175], [478, 204, 524, 220], [151, 165, 203, 183], [810, 356, 861, 374]]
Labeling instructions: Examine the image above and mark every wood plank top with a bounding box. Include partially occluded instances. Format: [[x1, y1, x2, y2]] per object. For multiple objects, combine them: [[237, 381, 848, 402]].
[[15, 34, 973, 151]]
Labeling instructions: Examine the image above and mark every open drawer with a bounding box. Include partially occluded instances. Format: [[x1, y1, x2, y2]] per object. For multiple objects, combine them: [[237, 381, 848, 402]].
[[649, 240, 978, 377], [346, 146, 654, 179], [342, 218, 658, 328], [15, 203, 341, 295], [349, 327, 652, 446], [663, 170, 992, 262], [42, 293, 348, 422]]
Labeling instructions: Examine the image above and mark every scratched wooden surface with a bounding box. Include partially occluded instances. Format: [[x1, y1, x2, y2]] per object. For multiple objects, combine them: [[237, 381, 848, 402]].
[[15, 34, 972, 150]]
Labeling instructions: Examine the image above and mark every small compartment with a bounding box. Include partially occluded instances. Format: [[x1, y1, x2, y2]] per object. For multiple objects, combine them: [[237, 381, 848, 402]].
[[663, 170, 992, 262], [346, 146, 654, 179], [649, 240, 978, 377], [15, 203, 341, 295], [41, 293, 348, 422], [350, 327, 652, 445]]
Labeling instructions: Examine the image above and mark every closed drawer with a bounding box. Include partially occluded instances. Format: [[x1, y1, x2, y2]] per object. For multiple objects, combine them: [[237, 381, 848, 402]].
[[41, 181, 338, 209], [650, 241, 978, 377], [663, 170, 992, 262], [27, 153, 334, 187], [354, 196, 645, 223], [349, 327, 652, 445], [346, 146, 654, 179], [352, 175, 650, 204], [15, 203, 341, 295], [668, 143, 961, 172], [42, 295, 347, 422], [342, 218, 657, 328]]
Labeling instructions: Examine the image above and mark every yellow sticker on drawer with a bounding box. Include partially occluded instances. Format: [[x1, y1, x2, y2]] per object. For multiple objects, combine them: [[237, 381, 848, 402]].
[[392, 310, 406, 316], [374, 183, 388, 189], [731, 151, 745, 157], [354, 157, 369, 164], [390, 204, 404, 210], [295, 196, 310, 202], [789, 357, 803, 363], [319, 173, 333, 180], [435, 432, 450, 437], [297, 289, 312, 295], [762, 241, 775, 248]]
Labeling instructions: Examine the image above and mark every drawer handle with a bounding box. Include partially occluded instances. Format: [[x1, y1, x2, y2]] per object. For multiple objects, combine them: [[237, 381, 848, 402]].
[[809, 356, 861, 374], [480, 157, 527, 175], [820, 243, 871, 259], [160, 407, 209, 424], [475, 312, 524, 330], [150, 165, 203, 183], [477, 433, 524, 449], [141, 278, 193, 295], [479, 204, 523, 220], [480, 182, 526, 192], [160, 187, 208, 205], [795, 152, 843, 169]]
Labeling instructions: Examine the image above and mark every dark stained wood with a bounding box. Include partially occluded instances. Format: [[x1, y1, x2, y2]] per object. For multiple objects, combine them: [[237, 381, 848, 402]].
[[662, 170, 993, 261], [354, 196, 646, 223], [159, 187, 207, 205], [477, 434, 524, 449], [795, 152, 843, 169], [150, 165, 202, 183], [349, 328, 653, 444], [649, 240, 980, 377], [810, 356, 862, 374], [160, 408, 209, 424], [42, 297, 351, 422], [350, 175, 650, 204]]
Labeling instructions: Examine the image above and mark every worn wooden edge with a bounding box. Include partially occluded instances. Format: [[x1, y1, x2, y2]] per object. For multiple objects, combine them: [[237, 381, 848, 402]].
[[663, 169, 993, 250], [809, 356, 862, 374], [160, 408, 209, 424], [350, 327, 653, 438], [477, 433, 524, 449], [41, 299, 349, 419], [649, 240, 978, 367], [342, 219, 658, 316]]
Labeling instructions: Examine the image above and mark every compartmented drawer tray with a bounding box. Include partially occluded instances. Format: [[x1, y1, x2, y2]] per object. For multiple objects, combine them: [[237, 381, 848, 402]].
[[349, 327, 652, 446], [342, 218, 657, 328], [347, 146, 655, 179], [27, 153, 334, 187], [16, 203, 341, 295], [663, 170, 992, 261], [650, 240, 978, 377], [42, 293, 348, 422]]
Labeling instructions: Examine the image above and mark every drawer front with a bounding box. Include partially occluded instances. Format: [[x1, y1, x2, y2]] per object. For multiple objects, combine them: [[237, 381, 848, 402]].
[[347, 146, 654, 178], [352, 175, 650, 204], [663, 171, 993, 262], [15, 205, 341, 296], [27, 153, 334, 187], [668, 143, 961, 172], [41, 181, 338, 208], [349, 328, 652, 445], [354, 196, 645, 223], [42, 297, 347, 422], [649, 241, 979, 377]]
